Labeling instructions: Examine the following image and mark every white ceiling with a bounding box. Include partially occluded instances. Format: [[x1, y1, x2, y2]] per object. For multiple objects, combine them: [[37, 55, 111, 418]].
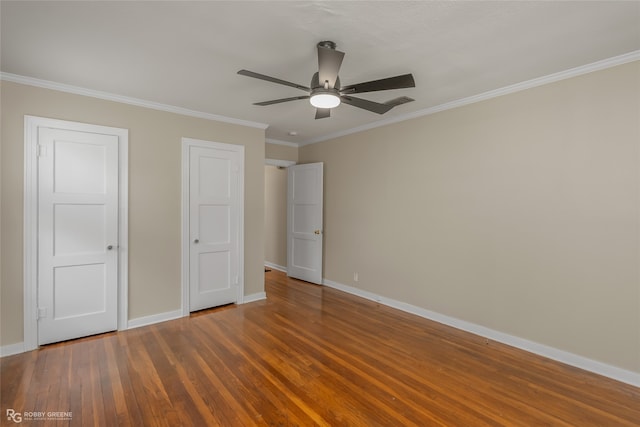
[[2, 1, 639, 145]]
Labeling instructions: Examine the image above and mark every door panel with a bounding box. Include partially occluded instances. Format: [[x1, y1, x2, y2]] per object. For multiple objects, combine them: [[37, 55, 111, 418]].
[[292, 239, 315, 268], [292, 204, 317, 233], [54, 140, 106, 193], [54, 264, 106, 319], [199, 205, 230, 243], [38, 128, 119, 345], [54, 204, 106, 255], [199, 156, 231, 198], [189, 145, 241, 311], [287, 163, 323, 284], [198, 252, 231, 292]]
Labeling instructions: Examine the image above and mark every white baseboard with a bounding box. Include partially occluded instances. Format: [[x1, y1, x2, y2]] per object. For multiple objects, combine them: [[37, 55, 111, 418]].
[[322, 278, 640, 388], [265, 262, 287, 273], [127, 309, 183, 330], [0, 342, 25, 357], [243, 292, 267, 304]]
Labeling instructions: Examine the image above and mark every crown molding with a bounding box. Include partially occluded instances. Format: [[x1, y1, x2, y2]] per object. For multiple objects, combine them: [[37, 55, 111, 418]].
[[3, 50, 638, 144], [299, 50, 640, 146], [0, 72, 269, 130], [265, 138, 299, 148]]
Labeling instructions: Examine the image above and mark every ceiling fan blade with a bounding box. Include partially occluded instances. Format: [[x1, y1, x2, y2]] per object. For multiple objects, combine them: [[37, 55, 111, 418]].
[[340, 73, 415, 94], [253, 95, 310, 106], [340, 96, 394, 114], [238, 69, 310, 92], [384, 96, 415, 107], [315, 108, 331, 119], [317, 45, 345, 89]]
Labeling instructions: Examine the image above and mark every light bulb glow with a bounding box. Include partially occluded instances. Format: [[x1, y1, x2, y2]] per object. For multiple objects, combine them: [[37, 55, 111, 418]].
[[309, 90, 341, 109]]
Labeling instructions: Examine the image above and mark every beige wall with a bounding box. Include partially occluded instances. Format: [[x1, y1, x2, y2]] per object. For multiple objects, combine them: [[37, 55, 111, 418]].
[[264, 166, 288, 268], [299, 62, 640, 373], [0, 81, 266, 346], [265, 142, 298, 162]]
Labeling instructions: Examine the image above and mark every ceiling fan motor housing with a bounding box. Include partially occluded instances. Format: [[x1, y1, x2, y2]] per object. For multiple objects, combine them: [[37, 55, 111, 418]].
[[311, 72, 341, 90], [309, 70, 341, 108]]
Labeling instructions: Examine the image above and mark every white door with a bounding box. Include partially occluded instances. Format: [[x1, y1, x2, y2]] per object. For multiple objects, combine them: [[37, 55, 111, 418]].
[[287, 162, 323, 284], [187, 142, 243, 311], [37, 128, 119, 345]]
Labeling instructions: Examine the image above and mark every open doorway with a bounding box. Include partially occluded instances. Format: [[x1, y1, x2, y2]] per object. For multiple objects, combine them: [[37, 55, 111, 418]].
[[264, 159, 295, 273]]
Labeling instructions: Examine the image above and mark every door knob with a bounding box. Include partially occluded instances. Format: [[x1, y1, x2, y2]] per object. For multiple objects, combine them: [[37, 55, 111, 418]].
[[314, 230, 321, 235], [107, 245, 114, 250], [194, 239, 199, 244]]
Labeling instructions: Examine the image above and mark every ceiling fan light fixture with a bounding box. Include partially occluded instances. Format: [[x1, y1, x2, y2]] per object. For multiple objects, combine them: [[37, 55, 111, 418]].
[[238, 41, 416, 119], [309, 89, 341, 109]]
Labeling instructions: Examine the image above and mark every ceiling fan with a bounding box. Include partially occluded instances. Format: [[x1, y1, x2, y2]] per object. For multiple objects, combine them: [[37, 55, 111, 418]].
[[238, 41, 416, 119]]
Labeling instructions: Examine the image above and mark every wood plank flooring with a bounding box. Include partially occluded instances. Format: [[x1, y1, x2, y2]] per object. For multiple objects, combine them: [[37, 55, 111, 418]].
[[2, 269, 639, 426]]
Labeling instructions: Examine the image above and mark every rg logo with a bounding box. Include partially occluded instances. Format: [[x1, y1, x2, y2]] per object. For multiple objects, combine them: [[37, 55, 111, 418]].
[[6, 409, 22, 423]]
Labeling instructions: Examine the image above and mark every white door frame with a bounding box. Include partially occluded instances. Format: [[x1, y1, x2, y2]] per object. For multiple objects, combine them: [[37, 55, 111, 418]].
[[265, 158, 296, 168], [23, 115, 129, 352], [181, 137, 245, 316]]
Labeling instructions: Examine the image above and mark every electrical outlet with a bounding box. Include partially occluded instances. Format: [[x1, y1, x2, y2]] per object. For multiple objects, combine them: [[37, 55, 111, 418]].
[[353, 272, 359, 282]]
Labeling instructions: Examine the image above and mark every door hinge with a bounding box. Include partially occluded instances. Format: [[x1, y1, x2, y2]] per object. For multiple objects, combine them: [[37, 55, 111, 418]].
[[37, 307, 47, 319]]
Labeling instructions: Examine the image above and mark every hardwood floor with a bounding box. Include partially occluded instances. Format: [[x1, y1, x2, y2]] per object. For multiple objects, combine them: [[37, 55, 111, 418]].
[[2, 269, 639, 426]]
